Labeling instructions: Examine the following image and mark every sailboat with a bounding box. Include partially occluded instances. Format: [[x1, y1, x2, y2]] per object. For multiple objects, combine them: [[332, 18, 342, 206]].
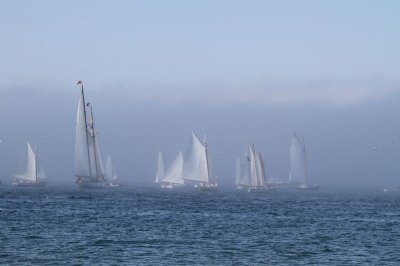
[[106, 155, 120, 187], [74, 81, 107, 188], [289, 133, 320, 191], [182, 132, 217, 191], [155, 150, 165, 184], [160, 151, 185, 189], [236, 144, 275, 192], [13, 142, 46, 187]]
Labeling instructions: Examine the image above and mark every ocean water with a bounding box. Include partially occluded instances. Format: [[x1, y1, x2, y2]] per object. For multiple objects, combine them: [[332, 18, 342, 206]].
[[0, 187, 400, 265]]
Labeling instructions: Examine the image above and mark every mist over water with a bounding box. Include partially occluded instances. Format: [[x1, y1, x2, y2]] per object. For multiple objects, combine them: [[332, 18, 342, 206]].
[[0, 86, 399, 189]]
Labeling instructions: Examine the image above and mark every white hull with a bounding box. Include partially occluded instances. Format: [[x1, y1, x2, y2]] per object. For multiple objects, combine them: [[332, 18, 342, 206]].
[[295, 183, 320, 191], [238, 185, 276, 193], [76, 179, 106, 189], [196, 183, 218, 192], [13, 181, 46, 187], [383, 187, 400, 193], [161, 183, 184, 189]]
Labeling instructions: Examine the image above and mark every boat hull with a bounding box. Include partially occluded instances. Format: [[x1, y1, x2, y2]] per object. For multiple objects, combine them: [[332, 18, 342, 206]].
[[13, 181, 46, 187], [295, 184, 320, 191], [245, 186, 276, 193], [77, 182, 106, 189], [196, 183, 218, 192], [76, 176, 107, 189], [161, 184, 184, 189]]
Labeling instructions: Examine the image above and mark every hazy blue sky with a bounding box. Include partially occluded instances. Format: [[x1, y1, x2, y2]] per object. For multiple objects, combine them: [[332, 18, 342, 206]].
[[0, 1, 399, 188]]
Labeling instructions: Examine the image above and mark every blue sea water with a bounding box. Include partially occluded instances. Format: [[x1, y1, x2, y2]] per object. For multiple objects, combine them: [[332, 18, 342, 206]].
[[0, 187, 400, 265]]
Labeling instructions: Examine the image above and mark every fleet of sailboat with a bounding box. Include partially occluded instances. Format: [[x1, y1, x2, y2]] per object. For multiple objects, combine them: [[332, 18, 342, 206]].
[[0, 81, 325, 192], [13, 142, 46, 187], [236, 144, 275, 192], [289, 133, 320, 191], [74, 81, 107, 188]]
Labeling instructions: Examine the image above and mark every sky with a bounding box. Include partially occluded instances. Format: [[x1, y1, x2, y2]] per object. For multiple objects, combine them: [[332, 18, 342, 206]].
[[0, 0, 399, 189]]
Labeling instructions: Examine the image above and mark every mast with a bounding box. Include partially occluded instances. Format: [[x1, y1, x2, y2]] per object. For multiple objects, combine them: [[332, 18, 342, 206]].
[[79, 82, 93, 178], [203, 132, 210, 184], [89, 104, 100, 181]]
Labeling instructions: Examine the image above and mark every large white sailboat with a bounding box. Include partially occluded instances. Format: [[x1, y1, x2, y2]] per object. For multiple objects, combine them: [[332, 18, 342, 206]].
[[236, 144, 275, 192], [290, 133, 320, 191], [183, 132, 217, 191], [106, 155, 119, 187], [13, 142, 46, 187], [160, 151, 185, 189], [155, 150, 165, 184], [74, 81, 107, 188]]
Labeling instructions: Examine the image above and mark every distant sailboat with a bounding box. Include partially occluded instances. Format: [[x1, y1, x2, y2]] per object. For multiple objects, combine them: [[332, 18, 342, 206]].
[[106, 155, 119, 187], [13, 142, 46, 187], [155, 150, 165, 184], [290, 133, 320, 191], [236, 144, 275, 192], [160, 151, 185, 189], [74, 81, 107, 188], [183, 132, 217, 191]]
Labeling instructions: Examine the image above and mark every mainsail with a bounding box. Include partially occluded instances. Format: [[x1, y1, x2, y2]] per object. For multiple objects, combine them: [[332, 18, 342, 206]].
[[182, 132, 215, 184], [106, 155, 117, 181], [14, 142, 46, 182], [162, 151, 184, 185], [155, 151, 164, 183], [290, 133, 308, 184], [75, 94, 91, 178], [74, 84, 106, 183]]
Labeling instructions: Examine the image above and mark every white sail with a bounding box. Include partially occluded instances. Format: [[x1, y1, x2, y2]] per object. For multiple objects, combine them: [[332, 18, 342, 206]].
[[35, 153, 47, 180], [106, 155, 118, 182], [235, 157, 241, 186], [237, 144, 268, 188], [15, 142, 36, 181], [162, 151, 184, 185], [290, 133, 307, 184], [255, 151, 267, 186], [14, 142, 46, 182], [239, 155, 251, 187], [75, 81, 106, 187], [74, 96, 91, 178], [259, 152, 268, 184], [155, 151, 164, 183], [95, 139, 105, 177], [74, 84, 108, 187], [248, 145, 258, 186], [182, 133, 209, 183]]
